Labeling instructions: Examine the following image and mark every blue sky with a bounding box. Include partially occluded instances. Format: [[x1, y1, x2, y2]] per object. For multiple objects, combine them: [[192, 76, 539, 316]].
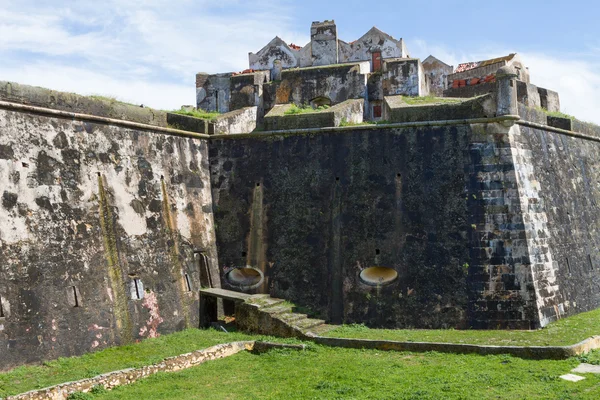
[[1, 0, 598, 123]]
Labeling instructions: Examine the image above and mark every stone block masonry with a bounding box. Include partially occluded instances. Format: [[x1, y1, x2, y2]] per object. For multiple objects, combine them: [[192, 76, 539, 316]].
[[0, 102, 220, 371], [2, 76, 600, 370]]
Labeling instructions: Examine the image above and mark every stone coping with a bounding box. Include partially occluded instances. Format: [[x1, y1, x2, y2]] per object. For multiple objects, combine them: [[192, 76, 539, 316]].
[[310, 335, 600, 360], [212, 115, 521, 139], [516, 119, 600, 143], [1, 97, 599, 145], [199, 287, 253, 301], [0, 100, 211, 140]]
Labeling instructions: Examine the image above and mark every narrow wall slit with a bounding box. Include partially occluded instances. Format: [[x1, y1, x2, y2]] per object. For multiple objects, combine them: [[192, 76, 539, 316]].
[[566, 257, 571, 274], [0, 297, 4, 318], [72, 286, 79, 307], [132, 278, 143, 300], [589, 254, 594, 271], [185, 273, 192, 292]]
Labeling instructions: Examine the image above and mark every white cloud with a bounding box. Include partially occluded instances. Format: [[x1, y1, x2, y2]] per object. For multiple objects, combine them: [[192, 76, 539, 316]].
[[0, 0, 308, 110]]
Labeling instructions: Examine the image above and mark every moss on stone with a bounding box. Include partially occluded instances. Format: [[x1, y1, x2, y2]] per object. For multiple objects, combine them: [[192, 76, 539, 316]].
[[97, 175, 133, 344]]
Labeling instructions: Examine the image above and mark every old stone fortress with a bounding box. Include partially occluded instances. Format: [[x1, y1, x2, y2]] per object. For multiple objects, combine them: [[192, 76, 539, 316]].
[[196, 20, 559, 131], [1, 19, 599, 371]]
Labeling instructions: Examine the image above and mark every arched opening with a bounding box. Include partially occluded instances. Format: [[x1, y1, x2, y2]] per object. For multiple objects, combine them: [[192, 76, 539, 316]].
[[310, 96, 331, 109], [360, 266, 398, 286], [226, 266, 264, 290]]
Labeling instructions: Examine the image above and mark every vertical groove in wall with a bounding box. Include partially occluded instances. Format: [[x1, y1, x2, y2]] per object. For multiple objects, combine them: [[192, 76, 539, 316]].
[[161, 178, 191, 328], [246, 182, 268, 293], [394, 173, 406, 275], [97, 174, 133, 343], [330, 181, 343, 324]]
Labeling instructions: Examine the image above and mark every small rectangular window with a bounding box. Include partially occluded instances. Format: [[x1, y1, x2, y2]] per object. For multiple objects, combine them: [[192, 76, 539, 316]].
[[373, 105, 382, 118], [131, 278, 144, 300], [185, 274, 192, 292], [72, 286, 79, 307]]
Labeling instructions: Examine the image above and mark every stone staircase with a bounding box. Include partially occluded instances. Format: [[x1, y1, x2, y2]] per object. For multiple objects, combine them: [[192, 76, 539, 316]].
[[200, 288, 334, 339]]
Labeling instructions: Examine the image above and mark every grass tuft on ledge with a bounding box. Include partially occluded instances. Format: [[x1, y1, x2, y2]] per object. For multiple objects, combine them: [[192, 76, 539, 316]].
[[170, 108, 221, 121]]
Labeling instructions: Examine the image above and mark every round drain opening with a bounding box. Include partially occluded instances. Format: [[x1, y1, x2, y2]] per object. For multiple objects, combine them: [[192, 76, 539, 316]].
[[360, 266, 398, 286], [226, 266, 264, 289]]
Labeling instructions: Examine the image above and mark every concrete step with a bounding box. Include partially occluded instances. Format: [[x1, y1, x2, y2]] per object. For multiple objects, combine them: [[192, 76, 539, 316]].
[[260, 304, 294, 315], [247, 296, 286, 308], [293, 318, 326, 330], [277, 312, 308, 323]]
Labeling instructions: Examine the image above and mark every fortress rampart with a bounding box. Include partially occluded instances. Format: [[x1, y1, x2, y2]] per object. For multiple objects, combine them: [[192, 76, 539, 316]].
[[1, 49, 599, 371]]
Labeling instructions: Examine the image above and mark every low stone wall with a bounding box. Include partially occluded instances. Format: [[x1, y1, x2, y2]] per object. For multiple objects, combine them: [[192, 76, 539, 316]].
[[443, 82, 496, 98], [383, 94, 495, 123], [332, 99, 363, 126], [7, 342, 253, 400], [263, 99, 363, 131], [518, 104, 600, 139], [210, 106, 257, 134], [166, 112, 209, 133], [0, 81, 208, 134], [5, 340, 307, 399], [313, 335, 600, 360]]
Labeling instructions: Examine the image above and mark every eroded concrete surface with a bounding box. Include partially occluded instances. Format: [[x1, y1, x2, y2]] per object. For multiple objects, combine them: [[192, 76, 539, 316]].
[[0, 108, 219, 370]]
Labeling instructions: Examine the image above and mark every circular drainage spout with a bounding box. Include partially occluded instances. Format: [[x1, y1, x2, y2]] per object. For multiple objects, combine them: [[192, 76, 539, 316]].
[[226, 266, 264, 290], [359, 266, 398, 286]]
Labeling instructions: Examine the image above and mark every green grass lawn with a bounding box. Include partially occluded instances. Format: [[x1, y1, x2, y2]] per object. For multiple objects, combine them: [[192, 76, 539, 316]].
[[402, 95, 462, 105], [4, 308, 600, 398], [170, 108, 221, 120], [325, 308, 600, 346], [0, 329, 262, 397], [284, 104, 330, 115], [88, 345, 600, 399]]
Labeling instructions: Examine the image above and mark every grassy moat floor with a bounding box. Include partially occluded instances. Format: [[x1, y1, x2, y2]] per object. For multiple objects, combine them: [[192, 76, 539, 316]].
[[2, 309, 600, 399], [325, 308, 600, 346]]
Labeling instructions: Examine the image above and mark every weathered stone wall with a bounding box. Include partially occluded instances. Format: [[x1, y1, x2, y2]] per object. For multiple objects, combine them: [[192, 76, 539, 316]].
[[511, 123, 600, 325], [311, 20, 338, 67], [263, 100, 363, 131], [0, 106, 218, 371], [211, 107, 257, 134], [197, 73, 231, 113], [209, 124, 512, 329], [517, 81, 542, 109], [382, 59, 427, 97], [210, 117, 600, 329], [444, 82, 496, 99], [338, 27, 407, 64], [383, 95, 495, 123], [274, 62, 369, 106], [249, 37, 299, 71], [422, 56, 453, 97], [263, 105, 334, 131]]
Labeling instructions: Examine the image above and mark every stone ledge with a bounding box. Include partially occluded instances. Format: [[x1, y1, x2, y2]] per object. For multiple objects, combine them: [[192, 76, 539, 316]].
[[312, 335, 600, 360], [0, 100, 210, 140], [0, 81, 209, 134]]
